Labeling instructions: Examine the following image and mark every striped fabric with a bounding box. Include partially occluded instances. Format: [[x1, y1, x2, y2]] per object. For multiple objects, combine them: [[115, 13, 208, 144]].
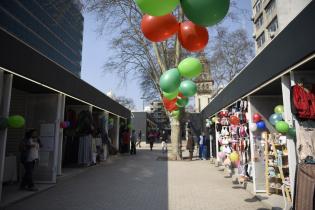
[[295, 164, 315, 210], [78, 135, 92, 165]]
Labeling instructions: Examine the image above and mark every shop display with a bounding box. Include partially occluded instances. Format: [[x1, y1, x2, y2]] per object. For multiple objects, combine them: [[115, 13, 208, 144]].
[[215, 99, 251, 180], [264, 134, 291, 202]]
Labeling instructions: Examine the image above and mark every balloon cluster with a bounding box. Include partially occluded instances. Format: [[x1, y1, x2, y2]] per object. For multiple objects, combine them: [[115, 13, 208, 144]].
[[60, 121, 71, 129], [269, 105, 294, 135], [160, 57, 202, 118], [0, 115, 25, 130], [137, 0, 230, 52], [249, 113, 266, 132]]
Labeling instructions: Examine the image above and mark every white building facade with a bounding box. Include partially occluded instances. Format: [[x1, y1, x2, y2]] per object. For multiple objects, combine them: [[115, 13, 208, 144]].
[[252, 0, 312, 54], [194, 55, 214, 113]]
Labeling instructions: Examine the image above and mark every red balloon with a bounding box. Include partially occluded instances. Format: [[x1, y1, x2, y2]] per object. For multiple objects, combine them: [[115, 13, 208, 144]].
[[167, 103, 178, 112], [163, 97, 178, 112], [220, 110, 229, 117], [253, 113, 262, 123], [163, 97, 176, 106], [230, 116, 240, 125], [141, 14, 179, 42], [178, 21, 209, 52], [177, 92, 186, 99]]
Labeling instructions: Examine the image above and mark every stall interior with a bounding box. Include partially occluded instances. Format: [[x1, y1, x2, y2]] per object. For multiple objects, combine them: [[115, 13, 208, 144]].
[[291, 67, 315, 210], [214, 99, 250, 182], [2, 75, 61, 202]]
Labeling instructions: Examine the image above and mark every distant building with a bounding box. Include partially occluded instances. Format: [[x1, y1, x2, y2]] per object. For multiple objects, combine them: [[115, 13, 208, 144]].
[[144, 101, 170, 130], [252, 0, 311, 54], [194, 53, 214, 113], [0, 0, 84, 76]]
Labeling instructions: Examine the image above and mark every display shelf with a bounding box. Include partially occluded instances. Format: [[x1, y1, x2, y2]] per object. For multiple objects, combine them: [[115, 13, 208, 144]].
[[265, 134, 292, 202]]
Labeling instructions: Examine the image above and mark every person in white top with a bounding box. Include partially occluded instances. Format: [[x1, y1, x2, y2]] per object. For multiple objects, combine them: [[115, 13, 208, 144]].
[[20, 129, 41, 191]]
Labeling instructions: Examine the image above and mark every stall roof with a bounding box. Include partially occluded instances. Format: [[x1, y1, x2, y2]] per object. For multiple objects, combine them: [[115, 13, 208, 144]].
[[202, 1, 315, 118], [0, 28, 131, 118]]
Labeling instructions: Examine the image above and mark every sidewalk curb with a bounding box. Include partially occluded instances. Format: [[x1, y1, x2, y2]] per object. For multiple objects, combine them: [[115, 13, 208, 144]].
[[0, 185, 55, 210]]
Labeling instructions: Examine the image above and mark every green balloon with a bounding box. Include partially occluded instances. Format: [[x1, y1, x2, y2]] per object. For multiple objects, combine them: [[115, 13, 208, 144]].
[[274, 105, 284, 114], [275, 121, 289, 134], [0, 117, 8, 130], [159, 68, 181, 93], [288, 127, 296, 138], [179, 80, 197, 97], [171, 110, 180, 117], [8, 115, 25, 129], [163, 90, 179, 100], [176, 97, 189, 107], [178, 57, 203, 78], [128, 124, 133, 129], [135, 0, 180, 16], [181, 0, 230, 27]]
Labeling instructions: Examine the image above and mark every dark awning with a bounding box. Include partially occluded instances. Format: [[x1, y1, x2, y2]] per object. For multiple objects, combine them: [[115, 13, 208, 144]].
[[202, 1, 315, 118], [0, 28, 131, 118]]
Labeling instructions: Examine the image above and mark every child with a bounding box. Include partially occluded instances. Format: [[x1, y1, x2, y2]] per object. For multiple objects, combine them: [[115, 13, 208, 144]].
[[161, 140, 167, 154]]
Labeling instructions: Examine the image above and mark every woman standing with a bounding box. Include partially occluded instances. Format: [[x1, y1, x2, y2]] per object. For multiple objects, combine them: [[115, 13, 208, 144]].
[[186, 131, 195, 161], [20, 129, 41, 191]]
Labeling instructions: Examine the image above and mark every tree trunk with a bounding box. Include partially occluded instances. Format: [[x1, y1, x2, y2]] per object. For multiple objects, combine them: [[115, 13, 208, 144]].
[[169, 117, 181, 160]]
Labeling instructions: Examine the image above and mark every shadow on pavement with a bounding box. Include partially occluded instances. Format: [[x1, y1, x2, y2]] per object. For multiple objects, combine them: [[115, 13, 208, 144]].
[[245, 196, 268, 203], [3, 149, 169, 210]]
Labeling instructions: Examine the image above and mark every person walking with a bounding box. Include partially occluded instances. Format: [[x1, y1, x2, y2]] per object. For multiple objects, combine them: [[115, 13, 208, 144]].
[[130, 130, 137, 155], [161, 139, 167, 154], [122, 129, 130, 153], [19, 129, 41, 191], [136, 130, 142, 148], [199, 132, 207, 160], [148, 131, 155, 151], [186, 131, 195, 160]]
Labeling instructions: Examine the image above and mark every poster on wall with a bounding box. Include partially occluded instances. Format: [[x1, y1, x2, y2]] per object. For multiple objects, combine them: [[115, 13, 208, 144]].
[[40, 123, 55, 137], [40, 123, 55, 152], [40, 137, 55, 151]]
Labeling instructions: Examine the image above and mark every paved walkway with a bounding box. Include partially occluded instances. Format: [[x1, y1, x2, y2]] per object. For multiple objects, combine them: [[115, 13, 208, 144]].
[[3, 146, 269, 210]]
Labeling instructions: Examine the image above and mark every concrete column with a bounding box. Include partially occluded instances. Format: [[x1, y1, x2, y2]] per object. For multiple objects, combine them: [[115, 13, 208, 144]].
[[282, 73, 297, 196], [56, 94, 65, 177], [0, 71, 12, 201], [116, 117, 120, 150]]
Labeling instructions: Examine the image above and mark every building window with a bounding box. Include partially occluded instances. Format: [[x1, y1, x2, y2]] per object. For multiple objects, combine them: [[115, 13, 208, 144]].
[[255, 15, 264, 30], [256, 32, 265, 48], [265, 0, 276, 18], [198, 98, 201, 112], [254, 0, 262, 15], [267, 17, 278, 33]]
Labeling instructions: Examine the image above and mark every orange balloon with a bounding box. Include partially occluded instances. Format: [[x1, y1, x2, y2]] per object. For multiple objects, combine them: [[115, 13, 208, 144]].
[[178, 21, 209, 52], [141, 14, 179, 42], [230, 116, 240, 125]]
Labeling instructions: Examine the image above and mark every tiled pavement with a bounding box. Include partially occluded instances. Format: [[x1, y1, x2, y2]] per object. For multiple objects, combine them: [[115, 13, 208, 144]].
[[3, 146, 269, 210]]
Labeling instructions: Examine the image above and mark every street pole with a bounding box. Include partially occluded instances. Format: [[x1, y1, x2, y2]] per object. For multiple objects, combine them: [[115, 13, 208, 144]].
[[140, 97, 145, 111]]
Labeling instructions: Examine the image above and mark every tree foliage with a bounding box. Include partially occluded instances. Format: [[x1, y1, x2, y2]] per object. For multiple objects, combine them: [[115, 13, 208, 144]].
[[208, 27, 254, 91], [115, 96, 136, 110]]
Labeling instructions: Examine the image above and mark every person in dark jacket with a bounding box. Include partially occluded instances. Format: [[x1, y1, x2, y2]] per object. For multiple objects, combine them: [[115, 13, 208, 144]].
[[186, 131, 195, 161], [20, 129, 41, 191]]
